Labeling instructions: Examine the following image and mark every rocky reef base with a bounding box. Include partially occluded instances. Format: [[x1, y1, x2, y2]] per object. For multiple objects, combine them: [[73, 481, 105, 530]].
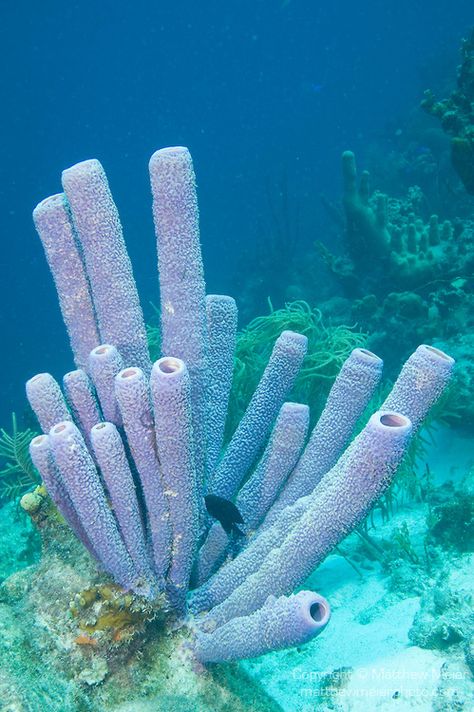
[[0, 493, 282, 712]]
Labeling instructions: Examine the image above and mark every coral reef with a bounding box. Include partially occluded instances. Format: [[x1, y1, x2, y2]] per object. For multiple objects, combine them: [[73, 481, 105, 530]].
[[409, 575, 472, 651], [0, 506, 282, 711], [422, 28, 474, 195], [320, 151, 474, 301], [426, 466, 474, 553], [1, 147, 455, 707], [319, 151, 474, 426]]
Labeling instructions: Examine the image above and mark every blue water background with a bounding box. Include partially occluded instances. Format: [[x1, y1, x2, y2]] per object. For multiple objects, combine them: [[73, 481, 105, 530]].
[[0, 0, 472, 428]]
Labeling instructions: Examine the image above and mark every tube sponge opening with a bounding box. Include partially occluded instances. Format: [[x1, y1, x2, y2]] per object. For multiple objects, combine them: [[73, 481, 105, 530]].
[[156, 357, 185, 375], [310, 600, 329, 624], [379, 412, 410, 428], [422, 344, 455, 363]]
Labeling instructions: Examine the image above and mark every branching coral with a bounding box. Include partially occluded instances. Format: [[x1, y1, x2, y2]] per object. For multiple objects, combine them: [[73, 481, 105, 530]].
[[21, 147, 454, 670], [318, 151, 473, 428], [320, 151, 474, 300]]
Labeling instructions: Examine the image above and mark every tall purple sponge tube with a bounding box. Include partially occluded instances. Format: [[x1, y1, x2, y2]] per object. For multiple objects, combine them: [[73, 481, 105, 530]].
[[114, 366, 171, 581], [32, 194, 100, 369], [150, 357, 199, 611], [207, 330, 308, 500], [149, 147, 208, 485], [62, 159, 150, 372]]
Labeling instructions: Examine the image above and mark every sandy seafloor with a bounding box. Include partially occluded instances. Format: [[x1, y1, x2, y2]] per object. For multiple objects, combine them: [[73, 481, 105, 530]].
[[241, 426, 474, 711], [0, 425, 472, 712]]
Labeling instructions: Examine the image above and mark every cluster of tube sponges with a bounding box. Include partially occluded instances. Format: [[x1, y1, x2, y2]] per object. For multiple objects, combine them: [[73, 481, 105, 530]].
[[26, 147, 454, 664]]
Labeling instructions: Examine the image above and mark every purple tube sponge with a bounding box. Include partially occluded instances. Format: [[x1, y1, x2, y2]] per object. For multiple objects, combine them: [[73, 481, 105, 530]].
[[381, 344, 454, 430], [63, 369, 102, 449], [208, 330, 308, 500], [190, 344, 455, 616], [265, 347, 383, 525], [150, 357, 199, 611], [189, 491, 310, 614], [48, 420, 148, 596], [90, 422, 156, 585], [61, 159, 150, 372], [149, 147, 208, 484], [195, 591, 330, 663], [29, 434, 96, 557], [26, 372, 71, 433], [24, 147, 457, 665], [114, 366, 171, 581], [205, 295, 238, 477], [194, 402, 310, 586], [204, 410, 412, 627], [237, 401, 310, 528], [88, 344, 124, 426], [32, 194, 101, 369]]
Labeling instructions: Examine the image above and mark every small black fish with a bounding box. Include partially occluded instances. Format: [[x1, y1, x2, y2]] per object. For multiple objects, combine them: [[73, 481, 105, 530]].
[[205, 494, 245, 538]]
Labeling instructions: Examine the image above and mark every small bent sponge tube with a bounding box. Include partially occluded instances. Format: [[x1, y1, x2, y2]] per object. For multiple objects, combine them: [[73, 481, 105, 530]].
[[194, 590, 330, 663], [26, 372, 71, 433]]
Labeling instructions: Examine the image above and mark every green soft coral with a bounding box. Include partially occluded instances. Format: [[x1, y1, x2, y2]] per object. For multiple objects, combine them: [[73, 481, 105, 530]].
[[225, 300, 366, 438], [0, 413, 40, 500]]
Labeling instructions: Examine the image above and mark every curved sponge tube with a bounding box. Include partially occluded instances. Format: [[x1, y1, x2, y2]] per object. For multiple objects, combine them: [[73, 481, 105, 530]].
[[62, 158, 150, 372], [204, 410, 412, 628], [90, 422, 155, 586], [195, 591, 330, 663], [26, 373, 71, 433], [32, 194, 101, 369], [208, 330, 308, 500], [48, 420, 146, 596], [115, 366, 171, 581]]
